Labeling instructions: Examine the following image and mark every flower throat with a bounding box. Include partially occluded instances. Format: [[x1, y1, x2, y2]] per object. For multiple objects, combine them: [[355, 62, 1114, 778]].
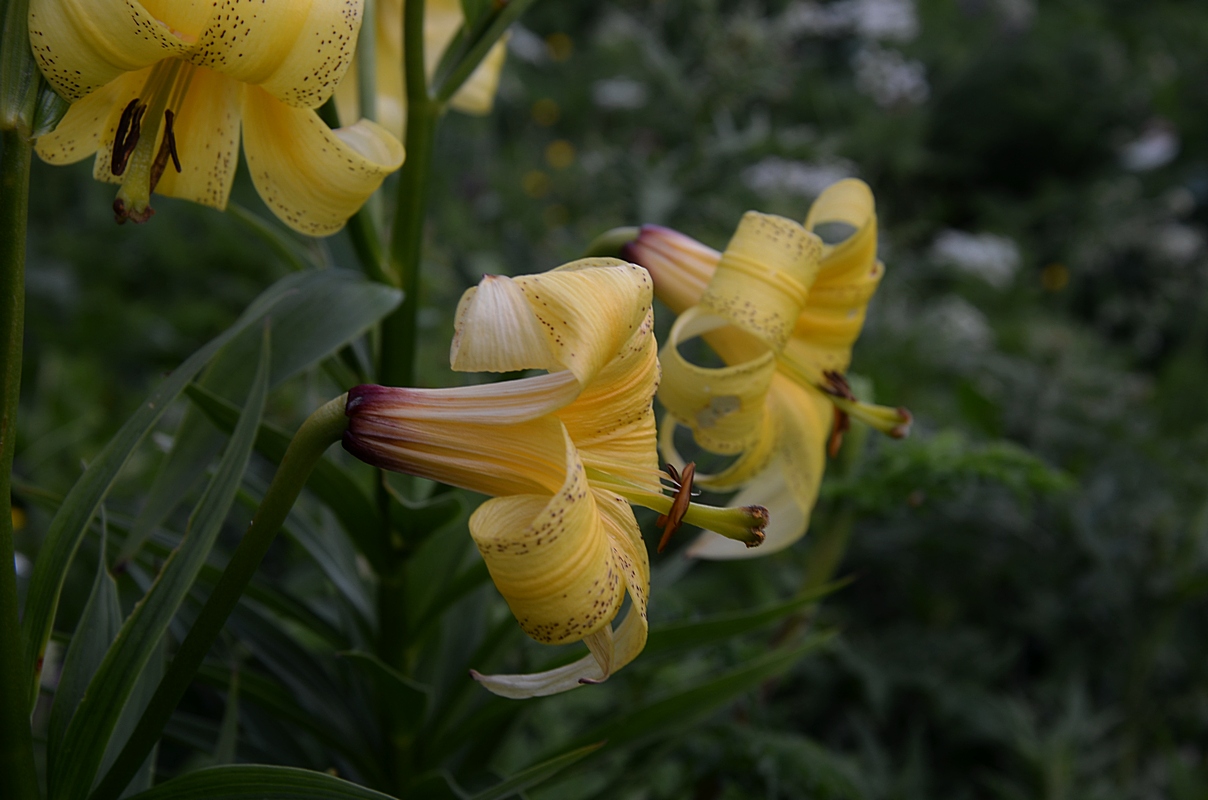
[[111, 59, 196, 224]]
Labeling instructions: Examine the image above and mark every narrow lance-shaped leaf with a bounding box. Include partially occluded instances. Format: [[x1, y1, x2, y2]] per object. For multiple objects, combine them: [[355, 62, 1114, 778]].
[[122, 765, 397, 800], [50, 326, 271, 800], [48, 518, 122, 772], [120, 270, 400, 566], [20, 270, 355, 704], [183, 383, 383, 563]]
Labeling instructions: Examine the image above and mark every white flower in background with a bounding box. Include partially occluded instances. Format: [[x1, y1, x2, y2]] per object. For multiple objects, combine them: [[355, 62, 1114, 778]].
[[1120, 121, 1179, 172], [782, 0, 919, 43], [592, 78, 649, 110], [741, 157, 856, 198], [1153, 224, 1203, 265], [508, 25, 549, 64], [925, 296, 994, 356], [931, 230, 1021, 289], [852, 44, 929, 107]]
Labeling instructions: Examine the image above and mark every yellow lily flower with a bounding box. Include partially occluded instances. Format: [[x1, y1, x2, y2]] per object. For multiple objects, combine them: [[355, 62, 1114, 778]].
[[343, 259, 767, 697], [623, 179, 911, 559], [335, 0, 509, 139], [29, 0, 405, 234]]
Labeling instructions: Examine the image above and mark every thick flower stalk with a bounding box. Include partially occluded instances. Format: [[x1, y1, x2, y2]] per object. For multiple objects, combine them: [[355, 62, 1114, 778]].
[[335, 0, 508, 137], [28, 0, 404, 234], [344, 259, 767, 697], [623, 179, 911, 559]]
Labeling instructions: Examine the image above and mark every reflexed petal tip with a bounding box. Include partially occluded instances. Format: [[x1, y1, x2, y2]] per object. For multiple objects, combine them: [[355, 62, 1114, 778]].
[[242, 86, 404, 236]]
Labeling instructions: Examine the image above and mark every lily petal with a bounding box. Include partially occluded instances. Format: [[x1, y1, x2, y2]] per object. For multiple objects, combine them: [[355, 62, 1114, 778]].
[[452, 259, 655, 388], [35, 70, 144, 165], [785, 179, 884, 382], [657, 306, 777, 456], [468, 431, 626, 646], [557, 310, 663, 491], [27, 0, 189, 101], [188, 0, 363, 108], [241, 86, 404, 235], [472, 486, 649, 698], [151, 68, 242, 210], [449, 38, 508, 115]]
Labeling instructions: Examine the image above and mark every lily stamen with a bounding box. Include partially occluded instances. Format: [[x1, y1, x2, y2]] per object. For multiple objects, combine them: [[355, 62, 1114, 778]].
[[656, 462, 696, 552], [148, 110, 183, 193], [111, 99, 145, 176]]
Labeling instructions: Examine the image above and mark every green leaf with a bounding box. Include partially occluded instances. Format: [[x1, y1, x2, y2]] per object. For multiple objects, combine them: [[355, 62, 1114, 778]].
[[224, 603, 376, 759], [212, 666, 241, 766], [101, 640, 163, 798], [467, 743, 604, 800], [122, 765, 396, 800], [51, 326, 271, 800], [226, 203, 315, 273], [340, 651, 430, 735], [48, 522, 122, 772], [21, 270, 328, 708], [120, 269, 399, 566], [642, 579, 850, 659], [558, 634, 835, 758], [193, 665, 382, 784], [238, 476, 374, 626], [184, 382, 383, 563]]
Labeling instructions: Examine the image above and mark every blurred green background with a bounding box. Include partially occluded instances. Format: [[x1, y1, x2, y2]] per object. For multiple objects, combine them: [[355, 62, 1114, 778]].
[[14, 0, 1208, 796]]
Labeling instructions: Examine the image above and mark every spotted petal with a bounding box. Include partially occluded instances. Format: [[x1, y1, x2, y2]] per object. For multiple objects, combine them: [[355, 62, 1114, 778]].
[[27, 0, 191, 101], [35, 70, 144, 165], [151, 68, 242, 209], [188, 0, 363, 108], [784, 178, 884, 383], [451, 259, 655, 388], [472, 476, 650, 698], [241, 86, 403, 236]]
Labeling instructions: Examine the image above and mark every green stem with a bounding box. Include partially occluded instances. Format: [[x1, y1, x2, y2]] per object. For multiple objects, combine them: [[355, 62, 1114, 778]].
[[431, 0, 541, 104], [380, 0, 439, 389], [0, 129, 38, 800], [89, 396, 349, 800]]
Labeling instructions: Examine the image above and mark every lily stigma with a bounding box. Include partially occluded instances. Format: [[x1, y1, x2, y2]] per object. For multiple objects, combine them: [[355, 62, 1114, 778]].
[[29, 0, 405, 234], [343, 259, 768, 698], [335, 0, 509, 137], [622, 179, 912, 559]]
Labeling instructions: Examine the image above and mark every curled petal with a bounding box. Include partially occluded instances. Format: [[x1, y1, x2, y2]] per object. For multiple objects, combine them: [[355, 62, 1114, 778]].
[[28, 0, 190, 101], [241, 86, 404, 235], [189, 0, 363, 108], [700, 212, 821, 351], [472, 487, 649, 698], [557, 311, 663, 491], [468, 434, 637, 646], [788, 179, 884, 381], [452, 260, 655, 388], [657, 307, 777, 456], [450, 274, 565, 375]]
